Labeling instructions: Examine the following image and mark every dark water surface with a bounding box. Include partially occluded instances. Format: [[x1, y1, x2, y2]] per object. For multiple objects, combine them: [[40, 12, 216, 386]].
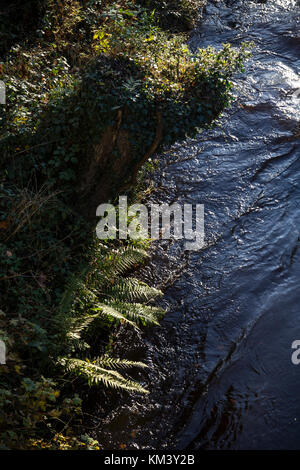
[[97, 0, 300, 450]]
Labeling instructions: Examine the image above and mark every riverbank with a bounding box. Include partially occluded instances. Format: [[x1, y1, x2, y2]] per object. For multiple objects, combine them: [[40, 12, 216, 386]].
[[0, 0, 250, 449]]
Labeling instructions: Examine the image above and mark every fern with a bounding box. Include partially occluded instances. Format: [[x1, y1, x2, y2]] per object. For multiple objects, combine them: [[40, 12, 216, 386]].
[[105, 278, 162, 303], [105, 301, 164, 326], [67, 315, 99, 341], [59, 357, 149, 394], [66, 313, 101, 352], [98, 247, 149, 280], [98, 355, 148, 370], [55, 244, 165, 394], [92, 303, 140, 329], [57, 267, 91, 316]]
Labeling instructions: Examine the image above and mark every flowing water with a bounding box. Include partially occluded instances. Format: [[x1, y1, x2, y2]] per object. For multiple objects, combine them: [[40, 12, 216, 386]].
[[96, 0, 300, 450]]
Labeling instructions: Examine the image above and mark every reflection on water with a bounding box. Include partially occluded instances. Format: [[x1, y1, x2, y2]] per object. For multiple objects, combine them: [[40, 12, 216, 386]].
[[96, 0, 300, 450]]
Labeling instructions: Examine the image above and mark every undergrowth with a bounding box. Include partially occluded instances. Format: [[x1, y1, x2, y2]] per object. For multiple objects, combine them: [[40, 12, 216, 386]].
[[0, 0, 251, 449]]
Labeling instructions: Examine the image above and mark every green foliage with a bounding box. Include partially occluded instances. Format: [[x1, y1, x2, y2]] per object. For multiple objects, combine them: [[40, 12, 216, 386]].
[[0, 0, 251, 450], [136, 0, 205, 31], [0, 1, 251, 200], [60, 357, 149, 392], [0, 375, 99, 450], [54, 245, 163, 392], [0, 241, 161, 449]]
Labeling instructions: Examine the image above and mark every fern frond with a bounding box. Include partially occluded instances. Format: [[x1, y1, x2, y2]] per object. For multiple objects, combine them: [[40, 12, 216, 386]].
[[95, 247, 149, 284], [67, 314, 100, 341], [54, 244, 164, 395], [67, 337, 90, 352], [106, 301, 164, 326], [58, 276, 83, 316], [105, 278, 163, 303], [92, 303, 139, 329], [96, 355, 148, 370], [59, 357, 149, 394]]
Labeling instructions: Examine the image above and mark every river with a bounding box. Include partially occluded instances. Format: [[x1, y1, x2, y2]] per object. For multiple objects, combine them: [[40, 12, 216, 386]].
[[96, 0, 300, 450]]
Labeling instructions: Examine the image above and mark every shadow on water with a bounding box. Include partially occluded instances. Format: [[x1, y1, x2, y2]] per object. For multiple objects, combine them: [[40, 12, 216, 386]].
[[95, 0, 300, 449]]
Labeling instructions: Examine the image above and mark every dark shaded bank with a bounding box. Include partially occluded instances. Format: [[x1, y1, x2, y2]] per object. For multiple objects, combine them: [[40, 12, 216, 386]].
[[0, 1, 47, 57], [91, 0, 300, 450]]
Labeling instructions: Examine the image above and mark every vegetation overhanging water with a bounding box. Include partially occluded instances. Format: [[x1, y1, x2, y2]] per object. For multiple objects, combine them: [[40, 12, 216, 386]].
[[0, 0, 299, 451]]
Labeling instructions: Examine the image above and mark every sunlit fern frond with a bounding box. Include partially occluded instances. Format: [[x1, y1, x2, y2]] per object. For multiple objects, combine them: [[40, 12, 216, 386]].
[[96, 355, 148, 371], [95, 247, 149, 284], [92, 303, 139, 329], [105, 301, 164, 326], [104, 278, 163, 303], [54, 280, 97, 349], [58, 357, 149, 394], [67, 314, 100, 341], [55, 243, 165, 393]]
